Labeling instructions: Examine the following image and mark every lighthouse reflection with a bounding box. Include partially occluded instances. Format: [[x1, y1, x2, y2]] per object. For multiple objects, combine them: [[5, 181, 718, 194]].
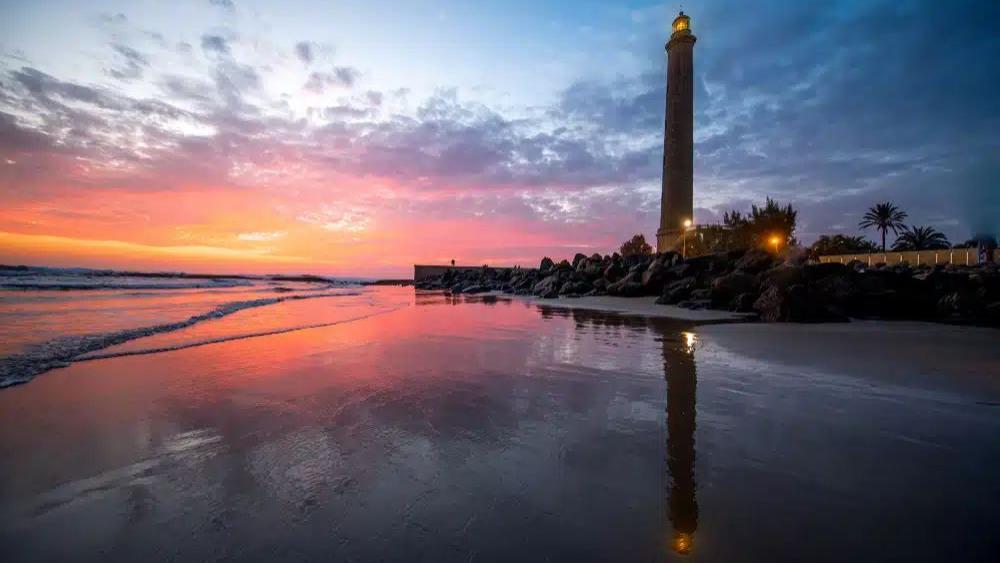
[[665, 330, 698, 555]]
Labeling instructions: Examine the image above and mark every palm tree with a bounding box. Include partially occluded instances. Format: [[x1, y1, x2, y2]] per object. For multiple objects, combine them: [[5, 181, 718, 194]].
[[891, 225, 950, 251], [859, 202, 907, 252]]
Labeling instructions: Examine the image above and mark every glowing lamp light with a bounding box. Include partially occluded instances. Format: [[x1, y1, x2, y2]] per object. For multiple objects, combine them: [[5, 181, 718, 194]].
[[683, 331, 697, 353], [770, 235, 782, 253], [683, 219, 692, 229], [672, 531, 694, 554], [672, 11, 691, 34]]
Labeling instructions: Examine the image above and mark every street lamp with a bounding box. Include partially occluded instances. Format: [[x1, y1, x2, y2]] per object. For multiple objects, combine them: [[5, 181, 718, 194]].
[[770, 235, 781, 254], [682, 219, 693, 259]]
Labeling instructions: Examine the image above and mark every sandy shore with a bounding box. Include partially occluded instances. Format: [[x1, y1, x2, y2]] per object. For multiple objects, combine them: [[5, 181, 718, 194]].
[[1, 287, 998, 562], [512, 294, 753, 322], [698, 320, 1000, 398]]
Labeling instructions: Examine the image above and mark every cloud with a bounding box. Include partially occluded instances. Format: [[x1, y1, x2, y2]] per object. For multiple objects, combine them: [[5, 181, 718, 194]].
[[298, 205, 371, 232], [200, 34, 230, 56], [237, 231, 285, 241], [294, 41, 314, 65], [208, 0, 235, 10], [108, 44, 149, 80], [303, 67, 359, 93]]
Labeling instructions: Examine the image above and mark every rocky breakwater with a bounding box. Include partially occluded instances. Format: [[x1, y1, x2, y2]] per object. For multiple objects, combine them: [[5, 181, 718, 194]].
[[414, 250, 1000, 326]]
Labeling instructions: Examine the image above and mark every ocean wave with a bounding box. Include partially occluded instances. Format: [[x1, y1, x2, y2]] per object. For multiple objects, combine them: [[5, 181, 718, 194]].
[[77, 306, 403, 362], [0, 291, 363, 388], [0, 279, 255, 291]]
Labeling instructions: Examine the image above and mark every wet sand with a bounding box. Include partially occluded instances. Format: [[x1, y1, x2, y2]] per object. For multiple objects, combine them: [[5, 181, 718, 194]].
[[516, 294, 752, 322], [0, 289, 997, 562]]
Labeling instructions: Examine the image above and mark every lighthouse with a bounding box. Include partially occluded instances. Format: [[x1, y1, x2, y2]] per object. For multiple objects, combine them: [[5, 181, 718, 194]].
[[657, 11, 696, 252]]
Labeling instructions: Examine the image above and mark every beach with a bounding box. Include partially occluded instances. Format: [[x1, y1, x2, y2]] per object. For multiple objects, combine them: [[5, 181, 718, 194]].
[[0, 286, 998, 562]]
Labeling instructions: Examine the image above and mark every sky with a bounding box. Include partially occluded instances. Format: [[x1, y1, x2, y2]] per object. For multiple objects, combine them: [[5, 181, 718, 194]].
[[1, 0, 998, 278]]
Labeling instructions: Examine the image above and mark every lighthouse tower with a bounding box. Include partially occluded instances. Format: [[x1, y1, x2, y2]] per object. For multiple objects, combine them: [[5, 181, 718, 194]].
[[657, 11, 696, 252]]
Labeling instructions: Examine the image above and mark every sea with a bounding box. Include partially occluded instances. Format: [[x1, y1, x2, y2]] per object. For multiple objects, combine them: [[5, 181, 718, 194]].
[[0, 265, 396, 387]]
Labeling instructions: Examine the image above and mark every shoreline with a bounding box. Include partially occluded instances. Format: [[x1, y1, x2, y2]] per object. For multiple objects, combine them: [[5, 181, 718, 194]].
[[509, 293, 753, 322]]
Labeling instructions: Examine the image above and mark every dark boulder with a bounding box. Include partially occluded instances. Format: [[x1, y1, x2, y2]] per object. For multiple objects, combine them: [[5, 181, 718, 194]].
[[690, 288, 711, 301], [572, 253, 588, 269], [667, 262, 694, 280], [560, 280, 591, 296], [710, 272, 757, 306], [607, 272, 643, 297], [678, 299, 711, 310], [804, 262, 847, 282], [657, 277, 697, 305], [759, 265, 805, 290], [539, 257, 554, 272], [641, 260, 668, 295], [732, 292, 757, 312], [986, 301, 1000, 325], [583, 258, 604, 278], [754, 284, 805, 322], [533, 273, 565, 299], [734, 249, 775, 274], [603, 262, 626, 283]]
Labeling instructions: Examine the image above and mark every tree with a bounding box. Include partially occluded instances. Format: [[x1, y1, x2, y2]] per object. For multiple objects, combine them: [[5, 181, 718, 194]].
[[809, 234, 878, 258], [717, 198, 797, 251], [748, 197, 798, 248], [859, 202, 907, 252], [620, 234, 652, 257], [954, 234, 998, 249], [891, 225, 950, 251], [684, 224, 731, 256]]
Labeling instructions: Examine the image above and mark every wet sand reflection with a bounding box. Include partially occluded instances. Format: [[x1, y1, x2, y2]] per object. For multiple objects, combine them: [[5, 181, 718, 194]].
[[533, 304, 700, 557], [665, 330, 698, 555]]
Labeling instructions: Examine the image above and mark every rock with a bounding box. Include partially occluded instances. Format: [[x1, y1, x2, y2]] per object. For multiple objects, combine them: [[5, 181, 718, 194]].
[[603, 262, 626, 283], [936, 291, 980, 319], [539, 257, 554, 272], [532, 273, 564, 298], [667, 263, 694, 279], [754, 284, 798, 322], [657, 277, 697, 305], [811, 274, 857, 308], [607, 272, 643, 297], [677, 299, 711, 310], [572, 253, 588, 269], [660, 251, 682, 267], [557, 259, 573, 270], [732, 292, 757, 312], [640, 260, 668, 295], [690, 288, 711, 301], [619, 281, 644, 297], [462, 284, 489, 294], [559, 280, 591, 296], [583, 259, 604, 278], [804, 262, 847, 281], [710, 272, 757, 306], [734, 249, 775, 274], [759, 265, 804, 290], [986, 301, 1000, 325], [685, 253, 731, 275]]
